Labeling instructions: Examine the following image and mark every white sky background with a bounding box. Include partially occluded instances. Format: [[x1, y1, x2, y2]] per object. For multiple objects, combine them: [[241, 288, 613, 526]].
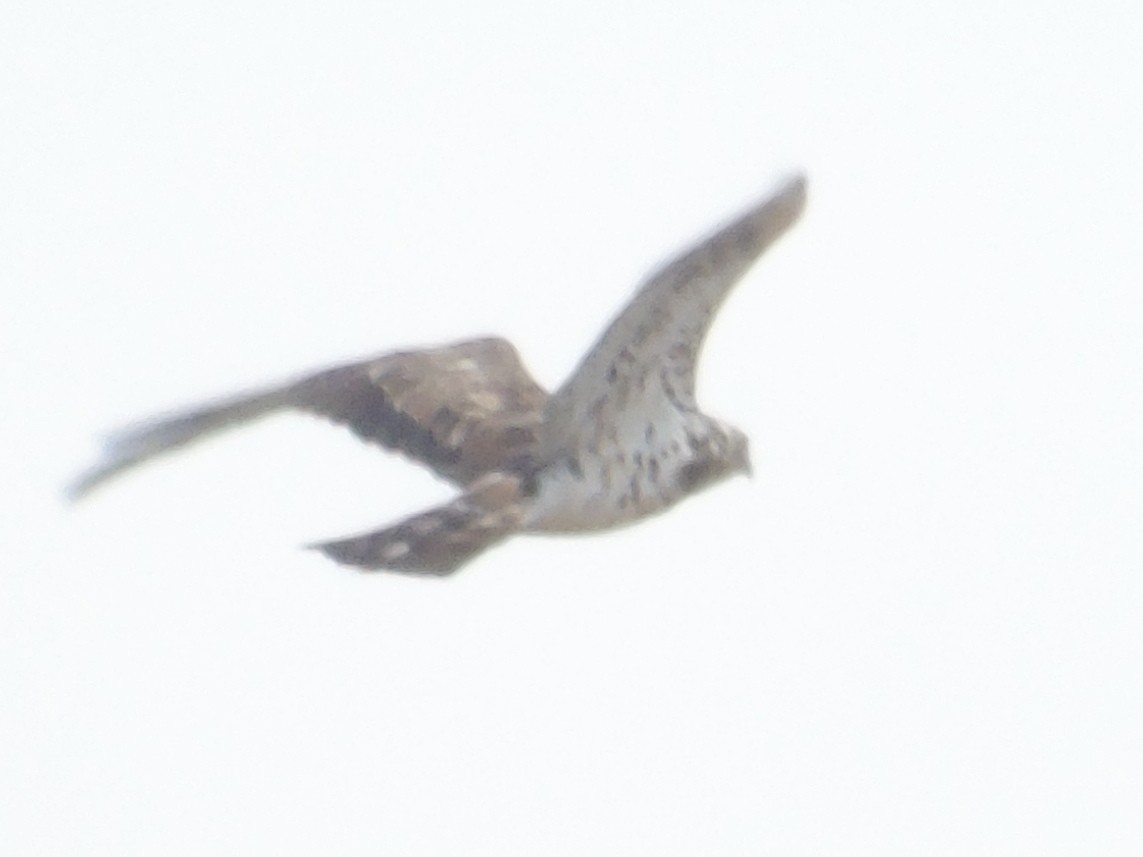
[[2, 2, 1141, 854]]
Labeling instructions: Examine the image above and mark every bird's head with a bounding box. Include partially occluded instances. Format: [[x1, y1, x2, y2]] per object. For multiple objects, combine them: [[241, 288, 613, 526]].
[[675, 420, 752, 494]]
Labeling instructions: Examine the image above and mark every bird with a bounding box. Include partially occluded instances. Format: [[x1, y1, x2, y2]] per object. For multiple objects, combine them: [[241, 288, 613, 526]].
[[70, 174, 807, 575]]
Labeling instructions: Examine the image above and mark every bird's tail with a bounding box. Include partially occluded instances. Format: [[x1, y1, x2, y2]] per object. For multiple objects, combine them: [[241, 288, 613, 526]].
[[68, 385, 294, 500], [308, 473, 526, 575]]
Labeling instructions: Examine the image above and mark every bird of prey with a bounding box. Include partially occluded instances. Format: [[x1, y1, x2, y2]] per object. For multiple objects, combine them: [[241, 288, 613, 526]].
[[71, 174, 807, 574]]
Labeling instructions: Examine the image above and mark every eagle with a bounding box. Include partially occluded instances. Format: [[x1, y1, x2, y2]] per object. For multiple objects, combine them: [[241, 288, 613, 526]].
[[71, 174, 807, 574]]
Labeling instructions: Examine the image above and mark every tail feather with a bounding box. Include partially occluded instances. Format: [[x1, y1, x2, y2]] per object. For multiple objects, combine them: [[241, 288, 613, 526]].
[[68, 386, 293, 500], [309, 473, 525, 575]]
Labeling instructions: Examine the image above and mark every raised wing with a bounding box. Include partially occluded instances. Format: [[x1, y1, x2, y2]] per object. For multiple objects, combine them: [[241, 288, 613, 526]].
[[544, 175, 806, 444], [69, 338, 548, 498]]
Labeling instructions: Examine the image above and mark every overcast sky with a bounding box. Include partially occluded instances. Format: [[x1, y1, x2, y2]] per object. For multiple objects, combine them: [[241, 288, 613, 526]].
[[3, 2, 1142, 854]]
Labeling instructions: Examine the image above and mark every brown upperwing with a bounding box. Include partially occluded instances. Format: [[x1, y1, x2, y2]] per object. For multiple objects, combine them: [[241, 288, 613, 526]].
[[291, 338, 548, 485], [70, 338, 548, 498]]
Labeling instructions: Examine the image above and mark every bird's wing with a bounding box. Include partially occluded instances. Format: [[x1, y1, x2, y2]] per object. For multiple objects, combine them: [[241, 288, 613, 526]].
[[70, 338, 548, 498], [543, 175, 806, 447], [309, 471, 526, 575]]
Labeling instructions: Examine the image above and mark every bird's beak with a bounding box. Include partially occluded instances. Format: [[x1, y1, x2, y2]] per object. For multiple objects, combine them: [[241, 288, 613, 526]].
[[741, 450, 754, 480]]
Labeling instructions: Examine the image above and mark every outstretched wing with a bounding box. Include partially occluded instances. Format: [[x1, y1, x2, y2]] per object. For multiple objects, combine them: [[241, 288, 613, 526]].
[[544, 174, 806, 446], [70, 338, 548, 498], [310, 472, 526, 575]]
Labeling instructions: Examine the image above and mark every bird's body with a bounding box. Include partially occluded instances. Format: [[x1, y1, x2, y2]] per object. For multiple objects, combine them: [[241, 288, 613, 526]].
[[72, 174, 806, 574]]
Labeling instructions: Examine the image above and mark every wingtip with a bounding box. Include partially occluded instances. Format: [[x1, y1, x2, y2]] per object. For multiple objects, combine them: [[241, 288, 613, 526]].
[[776, 169, 807, 190], [772, 170, 808, 212], [64, 477, 93, 505], [751, 171, 808, 240], [64, 463, 115, 504], [63, 443, 149, 505]]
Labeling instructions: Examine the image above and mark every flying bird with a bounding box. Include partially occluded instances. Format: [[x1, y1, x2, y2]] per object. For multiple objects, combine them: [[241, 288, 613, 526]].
[[71, 174, 807, 574]]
